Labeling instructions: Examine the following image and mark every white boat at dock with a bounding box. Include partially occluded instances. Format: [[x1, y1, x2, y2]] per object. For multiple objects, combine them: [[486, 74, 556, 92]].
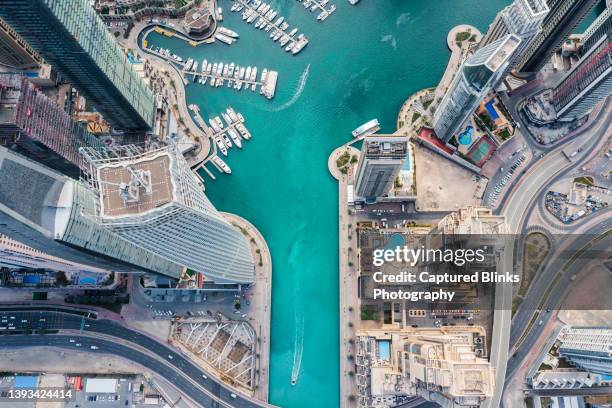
[[215, 116, 224, 129], [280, 22, 289, 30], [222, 112, 233, 126], [288, 28, 298, 36], [351, 119, 380, 138], [215, 33, 235, 45], [228, 129, 242, 148], [218, 27, 239, 38], [245, 66, 252, 81], [221, 132, 233, 148], [215, 138, 228, 156], [237, 112, 245, 123], [280, 37, 290, 46], [212, 155, 231, 174], [235, 123, 251, 140], [209, 118, 221, 133], [239, 67, 246, 79], [227, 107, 239, 122]]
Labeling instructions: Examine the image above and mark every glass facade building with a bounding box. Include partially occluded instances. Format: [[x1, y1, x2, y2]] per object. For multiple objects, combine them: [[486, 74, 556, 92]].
[[0, 145, 183, 277], [552, 33, 611, 121], [433, 35, 522, 142], [0, 73, 105, 178], [81, 143, 255, 284], [0, 0, 155, 130], [516, 0, 599, 73], [354, 135, 409, 203], [559, 327, 612, 375]]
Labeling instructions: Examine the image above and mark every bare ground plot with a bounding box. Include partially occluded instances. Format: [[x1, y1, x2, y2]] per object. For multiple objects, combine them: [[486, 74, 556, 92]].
[[414, 145, 481, 211]]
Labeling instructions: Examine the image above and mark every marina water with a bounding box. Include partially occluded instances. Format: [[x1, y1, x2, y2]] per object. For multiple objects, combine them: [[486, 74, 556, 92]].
[[149, 1, 517, 406]]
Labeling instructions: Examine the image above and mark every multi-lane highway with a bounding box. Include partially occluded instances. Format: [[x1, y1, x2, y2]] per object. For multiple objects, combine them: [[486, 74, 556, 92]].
[[0, 306, 274, 408]]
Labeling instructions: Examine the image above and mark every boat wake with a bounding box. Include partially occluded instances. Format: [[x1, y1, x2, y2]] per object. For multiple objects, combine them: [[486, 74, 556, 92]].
[[290, 314, 304, 386], [268, 64, 310, 112]]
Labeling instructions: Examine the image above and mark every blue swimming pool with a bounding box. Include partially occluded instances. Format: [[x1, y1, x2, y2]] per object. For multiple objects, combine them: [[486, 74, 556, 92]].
[[377, 341, 391, 361], [485, 100, 500, 120], [385, 233, 406, 250], [458, 125, 474, 145]]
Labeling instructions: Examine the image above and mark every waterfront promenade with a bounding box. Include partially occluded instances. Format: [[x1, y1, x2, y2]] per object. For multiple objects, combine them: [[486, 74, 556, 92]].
[[122, 21, 212, 166], [222, 212, 273, 403], [396, 25, 481, 136], [329, 145, 360, 408]]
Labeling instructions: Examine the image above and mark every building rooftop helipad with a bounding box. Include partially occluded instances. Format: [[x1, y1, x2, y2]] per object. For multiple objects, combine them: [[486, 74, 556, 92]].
[[98, 153, 174, 218]]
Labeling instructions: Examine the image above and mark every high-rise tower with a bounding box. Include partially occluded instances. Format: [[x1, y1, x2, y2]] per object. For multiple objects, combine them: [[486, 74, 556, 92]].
[[516, 0, 600, 73], [551, 33, 611, 121], [0, 145, 183, 277], [433, 35, 522, 142], [0, 73, 104, 178], [354, 135, 409, 203], [80, 143, 255, 284], [0, 0, 155, 130]]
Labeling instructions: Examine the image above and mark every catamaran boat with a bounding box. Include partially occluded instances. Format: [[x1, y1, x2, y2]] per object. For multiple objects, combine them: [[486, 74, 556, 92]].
[[351, 119, 380, 138], [228, 129, 242, 148]]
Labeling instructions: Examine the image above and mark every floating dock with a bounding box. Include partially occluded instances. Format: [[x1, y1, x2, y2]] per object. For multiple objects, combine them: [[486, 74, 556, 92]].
[[231, 0, 309, 55], [297, 0, 336, 21]]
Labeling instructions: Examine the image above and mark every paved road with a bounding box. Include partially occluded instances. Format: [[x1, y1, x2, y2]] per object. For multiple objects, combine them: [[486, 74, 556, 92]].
[[525, 386, 612, 397], [0, 306, 275, 408], [505, 230, 611, 381]]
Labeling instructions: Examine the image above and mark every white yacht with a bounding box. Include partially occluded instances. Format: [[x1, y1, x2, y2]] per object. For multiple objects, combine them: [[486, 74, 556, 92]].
[[228, 129, 242, 148], [212, 155, 231, 174], [218, 27, 239, 38], [221, 132, 233, 148], [215, 138, 228, 156], [227, 107, 238, 122], [351, 119, 380, 138], [209, 118, 221, 133]]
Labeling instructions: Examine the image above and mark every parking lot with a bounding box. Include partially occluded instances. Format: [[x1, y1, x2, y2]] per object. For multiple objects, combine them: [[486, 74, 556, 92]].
[[486, 152, 527, 206]]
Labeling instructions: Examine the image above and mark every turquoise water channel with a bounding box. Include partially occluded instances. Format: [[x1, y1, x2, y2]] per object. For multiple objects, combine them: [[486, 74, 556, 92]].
[[147, 1, 518, 406]]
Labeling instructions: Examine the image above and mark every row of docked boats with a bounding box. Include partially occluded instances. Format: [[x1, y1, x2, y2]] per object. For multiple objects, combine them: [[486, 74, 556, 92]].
[[147, 45, 184, 62], [231, 0, 309, 55], [214, 26, 239, 45], [208, 107, 252, 160], [184, 59, 271, 94], [297, 0, 336, 21]]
